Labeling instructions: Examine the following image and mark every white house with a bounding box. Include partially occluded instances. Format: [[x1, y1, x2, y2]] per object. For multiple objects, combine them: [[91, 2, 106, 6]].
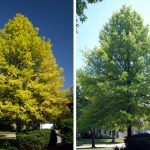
[[40, 122, 53, 129]]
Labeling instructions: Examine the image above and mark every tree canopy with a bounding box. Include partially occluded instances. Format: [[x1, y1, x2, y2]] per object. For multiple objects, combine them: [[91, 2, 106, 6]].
[[0, 14, 68, 131], [77, 5, 150, 137]]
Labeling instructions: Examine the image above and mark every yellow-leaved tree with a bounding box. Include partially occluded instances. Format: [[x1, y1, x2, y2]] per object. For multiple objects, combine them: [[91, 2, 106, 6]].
[[0, 14, 68, 132]]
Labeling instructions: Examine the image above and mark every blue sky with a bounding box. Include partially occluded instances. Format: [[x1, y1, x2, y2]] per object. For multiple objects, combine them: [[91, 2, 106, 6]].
[[77, 0, 150, 69], [0, 0, 73, 89]]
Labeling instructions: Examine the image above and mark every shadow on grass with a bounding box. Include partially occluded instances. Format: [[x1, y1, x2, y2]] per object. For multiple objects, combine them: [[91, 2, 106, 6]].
[[46, 143, 73, 150], [77, 147, 113, 150], [0, 138, 17, 149], [77, 148, 113, 150], [77, 139, 123, 146], [0, 135, 5, 138]]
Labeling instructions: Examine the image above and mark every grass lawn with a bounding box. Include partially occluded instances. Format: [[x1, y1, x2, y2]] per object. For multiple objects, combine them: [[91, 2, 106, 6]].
[[77, 138, 124, 146], [0, 131, 16, 134]]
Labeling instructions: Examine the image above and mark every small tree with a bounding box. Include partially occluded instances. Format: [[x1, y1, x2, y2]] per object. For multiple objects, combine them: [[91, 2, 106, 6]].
[[0, 14, 68, 132], [77, 103, 98, 148]]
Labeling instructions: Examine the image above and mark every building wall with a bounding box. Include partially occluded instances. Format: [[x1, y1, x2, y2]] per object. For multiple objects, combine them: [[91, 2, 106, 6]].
[[40, 123, 53, 129]]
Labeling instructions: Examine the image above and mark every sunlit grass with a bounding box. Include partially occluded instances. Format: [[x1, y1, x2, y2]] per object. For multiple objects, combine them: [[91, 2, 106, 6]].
[[77, 138, 124, 146], [0, 131, 16, 134], [77, 148, 113, 150]]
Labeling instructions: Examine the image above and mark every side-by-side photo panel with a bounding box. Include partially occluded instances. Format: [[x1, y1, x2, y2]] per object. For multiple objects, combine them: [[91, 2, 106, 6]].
[[0, 0, 73, 150], [76, 0, 150, 150]]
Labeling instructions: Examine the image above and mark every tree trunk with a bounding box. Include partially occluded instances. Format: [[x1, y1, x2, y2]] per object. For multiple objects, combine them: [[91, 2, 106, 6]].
[[16, 119, 22, 133], [31, 122, 40, 130], [127, 121, 131, 137], [112, 130, 115, 143], [91, 128, 96, 148]]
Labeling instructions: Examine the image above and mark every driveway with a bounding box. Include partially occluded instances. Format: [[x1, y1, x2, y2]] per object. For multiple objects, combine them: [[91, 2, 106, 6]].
[[76, 143, 125, 149]]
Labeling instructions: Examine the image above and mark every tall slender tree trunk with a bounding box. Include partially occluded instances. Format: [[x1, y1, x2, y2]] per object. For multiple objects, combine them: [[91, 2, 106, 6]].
[[127, 121, 131, 137], [16, 119, 22, 133], [112, 130, 115, 143], [91, 128, 96, 148]]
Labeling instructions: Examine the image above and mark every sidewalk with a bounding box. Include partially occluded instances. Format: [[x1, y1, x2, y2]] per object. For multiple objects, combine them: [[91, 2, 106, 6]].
[[55, 130, 61, 144], [0, 133, 16, 138], [76, 143, 125, 149]]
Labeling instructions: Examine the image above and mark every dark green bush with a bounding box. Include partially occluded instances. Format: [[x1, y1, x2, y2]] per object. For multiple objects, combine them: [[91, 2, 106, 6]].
[[48, 129, 57, 148], [97, 133, 113, 139], [4, 146, 18, 150], [81, 133, 113, 139], [16, 129, 50, 150], [81, 132, 92, 139], [0, 139, 17, 149], [124, 133, 150, 150], [59, 118, 73, 148]]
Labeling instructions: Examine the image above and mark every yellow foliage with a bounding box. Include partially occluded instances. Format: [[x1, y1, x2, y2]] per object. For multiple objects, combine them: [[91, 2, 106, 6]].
[[0, 14, 68, 126]]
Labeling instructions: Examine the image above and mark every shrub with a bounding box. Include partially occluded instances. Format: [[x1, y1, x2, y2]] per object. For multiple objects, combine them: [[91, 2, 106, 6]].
[[59, 118, 73, 147], [0, 139, 17, 149], [48, 129, 57, 148], [79, 132, 113, 139], [16, 129, 50, 150], [81, 132, 92, 139], [97, 133, 113, 139], [124, 133, 150, 150], [5, 146, 18, 150]]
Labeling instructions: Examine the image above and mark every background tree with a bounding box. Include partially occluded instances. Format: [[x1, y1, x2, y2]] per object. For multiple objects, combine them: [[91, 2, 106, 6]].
[[77, 5, 150, 139], [0, 14, 68, 132], [76, 86, 97, 147], [77, 0, 103, 23], [76, 86, 89, 119], [77, 79, 122, 147], [76, 0, 103, 30]]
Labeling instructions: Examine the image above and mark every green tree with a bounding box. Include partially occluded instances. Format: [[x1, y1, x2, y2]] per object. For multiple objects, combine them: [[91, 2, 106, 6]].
[[76, 86, 97, 145], [77, 82, 120, 147], [76, 86, 89, 119], [77, 5, 150, 140], [77, 101, 98, 148], [77, 0, 103, 23], [0, 14, 68, 132]]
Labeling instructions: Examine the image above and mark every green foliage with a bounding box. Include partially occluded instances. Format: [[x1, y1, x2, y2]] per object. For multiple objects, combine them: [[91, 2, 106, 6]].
[[2, 147, 18, 150], [16, 129, 50, 150], [56, 87, 73, 149], [76, 86, 89, 119], [79, 132, 113, 139], [77, 0, 103, 23], [59, 118, 73, 146], [77, 5, 150, 133], [0, 14, 68, 130], [97, 133, 114, 139], [0, 139, 17, 149]]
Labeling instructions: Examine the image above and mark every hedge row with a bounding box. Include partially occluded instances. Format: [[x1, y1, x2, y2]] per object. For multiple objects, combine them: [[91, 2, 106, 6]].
[[0, 139, 17, 150], [16, 129, 50, 150]]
